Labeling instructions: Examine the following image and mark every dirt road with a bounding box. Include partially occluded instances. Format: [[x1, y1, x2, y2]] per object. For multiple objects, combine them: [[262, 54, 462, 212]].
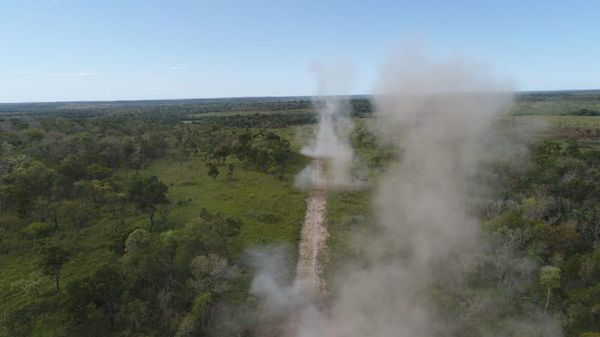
[[296, 158, 328, 292]]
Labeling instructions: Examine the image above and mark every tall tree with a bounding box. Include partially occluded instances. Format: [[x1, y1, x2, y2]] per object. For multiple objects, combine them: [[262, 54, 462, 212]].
[[22, 222, 52, 250], [540, 265, 561, 314], [206, 162, 219, 181], [197, 209, 242, 260], [39, 242, 70, 291], [128, 176, 169, 229], [61, 200, 92, 245], [66, 264, 125, 329]]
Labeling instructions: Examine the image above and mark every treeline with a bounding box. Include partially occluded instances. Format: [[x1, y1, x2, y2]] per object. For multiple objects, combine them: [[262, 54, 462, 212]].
[[515, 90, 600, 103], [5, 91, 600, 120], [0, 99, 312, 118], [186, 112, 316, 128], [0, 97, 374, 120], [570, 108, 600, 116]]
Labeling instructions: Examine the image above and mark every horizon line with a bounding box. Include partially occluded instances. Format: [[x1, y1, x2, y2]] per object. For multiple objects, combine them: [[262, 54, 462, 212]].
[[1, 88, 600, 105]]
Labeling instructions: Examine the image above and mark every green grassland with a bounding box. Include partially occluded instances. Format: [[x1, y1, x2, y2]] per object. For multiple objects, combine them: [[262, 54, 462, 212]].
[[144, 156, 307, 247], [512, 115, 600, 128], [512, 90, 600, 116]]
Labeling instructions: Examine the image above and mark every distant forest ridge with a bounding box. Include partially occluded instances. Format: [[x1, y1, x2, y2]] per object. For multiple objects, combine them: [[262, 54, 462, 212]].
[[1, 90, 599, 117]]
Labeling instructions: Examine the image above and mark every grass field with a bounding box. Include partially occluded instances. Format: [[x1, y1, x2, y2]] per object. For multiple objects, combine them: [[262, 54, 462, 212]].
[[512, 91, 600, 115], [145, 156, 308, 247], [511, 115, 600, 128]]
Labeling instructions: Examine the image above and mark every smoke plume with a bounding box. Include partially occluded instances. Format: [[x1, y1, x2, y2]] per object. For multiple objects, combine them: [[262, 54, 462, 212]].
[[252, 46, 562, 337]]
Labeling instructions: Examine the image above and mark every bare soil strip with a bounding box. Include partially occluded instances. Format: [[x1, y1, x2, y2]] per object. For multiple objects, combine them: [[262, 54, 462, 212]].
[[296, 158, 328, 292]]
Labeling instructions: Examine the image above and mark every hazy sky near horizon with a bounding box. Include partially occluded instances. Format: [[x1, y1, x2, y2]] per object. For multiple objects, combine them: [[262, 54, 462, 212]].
[[1, 0, 599, 102]]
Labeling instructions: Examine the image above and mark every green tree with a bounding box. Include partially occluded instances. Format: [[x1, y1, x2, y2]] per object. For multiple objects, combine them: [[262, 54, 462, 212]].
[[22, 222, 52, 249], [86, 164, 113, 180], [212, 144, 230, 163], [0, 155, 56, 217], [128, 176, 169, 229], [74, 179, 112, 219], [61, 200, 92, 245], [67, 264, 125, 328], [533, 140, 562, 165], [540, 265, 561, 314], [197, 209, 242, 260], [207, 162, 219, 181], [123, 229, 171, 301], [227, 163, 235, 181], [58, 155, 88, 184], [39, 242, 70, 291], [47, 201, 61, 230]]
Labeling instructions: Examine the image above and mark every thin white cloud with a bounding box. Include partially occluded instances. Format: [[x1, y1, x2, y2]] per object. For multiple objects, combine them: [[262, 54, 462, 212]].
[[168, 66, 186, 72]]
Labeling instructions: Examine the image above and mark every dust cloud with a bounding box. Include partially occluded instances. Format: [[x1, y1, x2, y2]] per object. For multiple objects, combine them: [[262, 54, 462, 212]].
[[249, 46, 562, 337], [298, 59, 356, 189]]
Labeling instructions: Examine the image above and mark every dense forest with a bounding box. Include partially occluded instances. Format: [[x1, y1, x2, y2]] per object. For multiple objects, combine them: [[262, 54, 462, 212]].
[[2, 92, 600, 336], [485, 138, 600, 336]]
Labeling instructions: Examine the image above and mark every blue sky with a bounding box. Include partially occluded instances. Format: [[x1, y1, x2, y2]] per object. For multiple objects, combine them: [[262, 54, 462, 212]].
[[0, 0, 599, 102]]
